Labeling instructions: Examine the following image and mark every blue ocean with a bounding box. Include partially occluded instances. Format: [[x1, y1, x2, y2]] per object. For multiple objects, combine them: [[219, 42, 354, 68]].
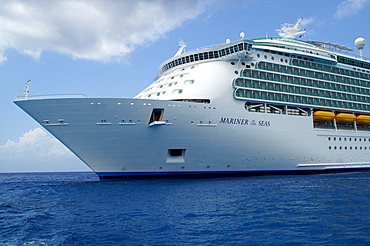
[[1, 171, 370, 245]]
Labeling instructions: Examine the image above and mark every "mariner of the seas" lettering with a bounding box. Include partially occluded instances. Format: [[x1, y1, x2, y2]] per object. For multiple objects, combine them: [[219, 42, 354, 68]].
[[219, 117, 271, 126]]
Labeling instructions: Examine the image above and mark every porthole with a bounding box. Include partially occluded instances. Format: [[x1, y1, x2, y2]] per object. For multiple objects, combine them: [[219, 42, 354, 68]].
[[241, 62, 246, 66], [257, 54, 260, 58], [160, 85, 163, 88], [349, 138, 352, 141], [334, 146, 337, 150], [251, 63, 255, 67], [191, 66, 195, 69], [234, 70, 239, 75], [264, 55, 267, 59], [271, 56, 274, 60], [148, 94, 151, 97], [171, 76, 174, 79], [180, 74, 183, 78], [157, 92, 160, 96], [169, 83, 172, 87], [178, 89, 183, 94], [359, 138, 362, 142], [328, 137, 331, 141], [354, 138, 357, 141], [339, 137, 342, 141], [334, 137, 337, 141], [350, 146, 353, 150], [344, 138, 347, 141], [339, 146, 342, 150], [231, 62, 235, 65], [280, 58, 284, 62], [345, 146, 347, 150], [355, 147, 358, 150], [329, 146, 332, 150], [360, 147, 363, 150]]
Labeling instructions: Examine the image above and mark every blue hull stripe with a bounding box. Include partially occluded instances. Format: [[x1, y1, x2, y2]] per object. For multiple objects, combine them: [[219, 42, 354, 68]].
[[96, 168, 370, 181]]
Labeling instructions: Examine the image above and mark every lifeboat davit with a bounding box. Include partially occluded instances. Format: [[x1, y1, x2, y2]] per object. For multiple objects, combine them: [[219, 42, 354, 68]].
[[313, 111, 335, 122], [356, 115, 370, 125], [335, 113, 356, 124]]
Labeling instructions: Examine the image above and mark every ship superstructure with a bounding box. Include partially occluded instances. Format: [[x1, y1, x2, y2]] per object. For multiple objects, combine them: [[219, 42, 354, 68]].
[[15, 19, 370, 180]]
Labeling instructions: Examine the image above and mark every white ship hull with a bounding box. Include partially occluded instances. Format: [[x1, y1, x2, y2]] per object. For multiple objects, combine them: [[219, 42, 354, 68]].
[[15, 97, 370, 180]]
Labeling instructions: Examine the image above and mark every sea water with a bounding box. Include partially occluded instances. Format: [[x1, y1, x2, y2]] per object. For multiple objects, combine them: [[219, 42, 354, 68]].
[[0, 171, 370, 245]]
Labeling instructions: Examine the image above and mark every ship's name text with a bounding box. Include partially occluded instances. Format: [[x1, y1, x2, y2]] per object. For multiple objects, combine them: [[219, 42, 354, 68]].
[[219, 117, 270, 127]]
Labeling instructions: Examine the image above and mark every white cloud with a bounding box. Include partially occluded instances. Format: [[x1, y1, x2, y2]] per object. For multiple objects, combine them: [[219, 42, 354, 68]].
[[0, 0, 213, 64], [0, 128, 74, 159], [0, 128, 90, 172], [335, 0, 369, 19]]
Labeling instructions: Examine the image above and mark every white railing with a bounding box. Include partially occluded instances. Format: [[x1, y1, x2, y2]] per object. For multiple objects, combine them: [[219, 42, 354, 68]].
[[15, 94, 89, 101]]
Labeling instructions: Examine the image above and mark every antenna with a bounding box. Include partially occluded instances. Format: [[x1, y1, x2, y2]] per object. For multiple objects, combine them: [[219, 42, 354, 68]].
[[19, 79, 31, 100], [174, 39, 187, 57], [355, 37, 366, 59]]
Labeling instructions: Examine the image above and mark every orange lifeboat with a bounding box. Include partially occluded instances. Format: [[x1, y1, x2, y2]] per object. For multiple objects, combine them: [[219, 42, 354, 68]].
[[335, 113, 356, 124], [313, 111, 335, 122], [356, 115, 370, 125]]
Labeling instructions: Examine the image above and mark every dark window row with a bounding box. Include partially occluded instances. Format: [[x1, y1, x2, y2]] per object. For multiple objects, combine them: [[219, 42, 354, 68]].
[[234, 78, 370, 104], [338, 56, 370, 71], [234, 88, 370, 111], [329, 146, 369, 150], [241, 69, 370, 95], [256, 61, 370, 88], [292, 59, 370, 80], [161, 42, 252, 73]]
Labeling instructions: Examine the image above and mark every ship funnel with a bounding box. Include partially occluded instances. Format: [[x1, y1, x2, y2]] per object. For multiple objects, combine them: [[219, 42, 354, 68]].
[[355, 37, 366, 59]]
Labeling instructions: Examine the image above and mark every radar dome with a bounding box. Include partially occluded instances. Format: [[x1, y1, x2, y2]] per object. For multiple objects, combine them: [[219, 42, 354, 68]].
[[355, 37, 366, 49]]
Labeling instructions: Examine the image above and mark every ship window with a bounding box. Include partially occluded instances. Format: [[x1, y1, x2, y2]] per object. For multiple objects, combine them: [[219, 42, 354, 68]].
[[148, 108, 164, 125], [167, 149, 186, 163], [169, 149, 183, 156]]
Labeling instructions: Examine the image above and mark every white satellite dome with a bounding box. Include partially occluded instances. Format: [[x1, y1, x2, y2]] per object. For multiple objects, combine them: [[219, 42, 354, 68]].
[[355, 37, 366, 49]]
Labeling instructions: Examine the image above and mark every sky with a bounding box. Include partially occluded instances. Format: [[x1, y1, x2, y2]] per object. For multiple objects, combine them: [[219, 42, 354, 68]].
[[0, 0, 369, 172]]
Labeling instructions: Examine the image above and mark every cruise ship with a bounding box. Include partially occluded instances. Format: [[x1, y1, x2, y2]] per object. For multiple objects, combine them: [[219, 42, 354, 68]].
[[15, 19, 370, 180]]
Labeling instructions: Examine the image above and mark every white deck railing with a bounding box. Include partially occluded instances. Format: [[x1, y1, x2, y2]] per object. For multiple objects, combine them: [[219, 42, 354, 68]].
[[15, 94, 89, 101]]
